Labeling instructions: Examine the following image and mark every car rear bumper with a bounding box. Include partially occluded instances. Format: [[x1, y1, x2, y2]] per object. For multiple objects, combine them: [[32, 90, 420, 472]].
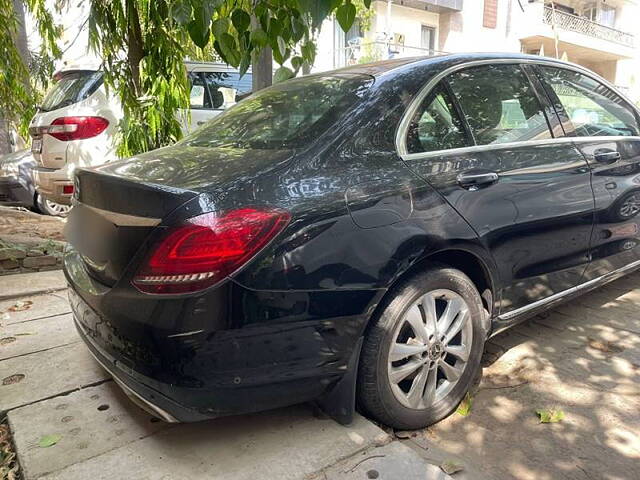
[[64, 248, 378, 421], [72, 310, 199, 422], [32, 167, 73, 204]]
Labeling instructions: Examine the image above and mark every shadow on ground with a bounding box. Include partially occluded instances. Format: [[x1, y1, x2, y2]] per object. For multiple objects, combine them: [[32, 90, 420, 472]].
[[415, 272, 640, 480]]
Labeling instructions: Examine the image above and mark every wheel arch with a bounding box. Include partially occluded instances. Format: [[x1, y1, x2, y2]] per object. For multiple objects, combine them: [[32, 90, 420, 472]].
[[364, 246, 499, 338]]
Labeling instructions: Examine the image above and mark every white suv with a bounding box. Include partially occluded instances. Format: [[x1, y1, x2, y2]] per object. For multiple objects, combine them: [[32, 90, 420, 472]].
[[29, 62, 252, 205]]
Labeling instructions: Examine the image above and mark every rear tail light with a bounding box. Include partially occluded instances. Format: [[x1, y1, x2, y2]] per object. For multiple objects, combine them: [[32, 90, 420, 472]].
[[133, 208, 291, 294], [62, 185, 74, 195], [44, 116, 109, 141]]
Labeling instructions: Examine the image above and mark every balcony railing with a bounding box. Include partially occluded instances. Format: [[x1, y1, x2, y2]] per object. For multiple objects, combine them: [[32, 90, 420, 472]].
[[543, 6, 634, 47]]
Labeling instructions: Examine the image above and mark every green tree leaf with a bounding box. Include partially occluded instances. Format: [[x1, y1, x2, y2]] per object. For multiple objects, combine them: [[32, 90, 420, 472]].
[[239, 52, 251, 77], [536, 408, 565, 423], [299, 0, 332, 30], [211, 17, 229, 38], [38, 434, 61, 448], [250, 28, 269, 48], [301, 41, 316, 64], [276, 36, 287, 59], [336, 2, 356, 32], [170, 1, 192, 25], [269, 17, 283, 37], [291, 56, 304, 72], [216, 33, 240, 67], [456, 392, 473, 416], [291, 17, 305, 42], [231, 9, 250, 32], [273, 66, 294, 83], [188, 20, 210, 49]]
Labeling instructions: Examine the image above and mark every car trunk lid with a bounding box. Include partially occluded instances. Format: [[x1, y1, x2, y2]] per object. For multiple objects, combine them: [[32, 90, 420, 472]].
[[66, 168, 199, 286], [65, 145, 296, 286]]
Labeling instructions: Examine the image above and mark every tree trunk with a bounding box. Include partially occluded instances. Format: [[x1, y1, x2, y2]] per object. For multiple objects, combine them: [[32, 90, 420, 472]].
[[13, 0, 29, 65], [0, 0, 30, 155], [126, 0, 145, 96], [252, 46, 273, 91], [250, 14, 272, 91]]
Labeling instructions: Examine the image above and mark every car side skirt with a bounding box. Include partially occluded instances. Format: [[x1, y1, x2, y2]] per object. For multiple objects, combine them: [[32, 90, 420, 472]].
[[492, 258, 640, 335]]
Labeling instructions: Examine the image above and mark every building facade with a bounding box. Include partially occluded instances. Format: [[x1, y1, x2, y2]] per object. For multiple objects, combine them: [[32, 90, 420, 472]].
[[314, 0, 640, 102]]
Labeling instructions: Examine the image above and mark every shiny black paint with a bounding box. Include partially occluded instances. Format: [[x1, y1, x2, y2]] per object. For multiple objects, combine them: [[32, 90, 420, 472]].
[[405, 143, 595, 316], [64, 53, 640, 422], [578, 139, 640, 279]]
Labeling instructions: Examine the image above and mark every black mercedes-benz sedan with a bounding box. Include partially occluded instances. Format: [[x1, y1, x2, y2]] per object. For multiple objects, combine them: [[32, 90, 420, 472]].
[[64, 53, 640, 429]]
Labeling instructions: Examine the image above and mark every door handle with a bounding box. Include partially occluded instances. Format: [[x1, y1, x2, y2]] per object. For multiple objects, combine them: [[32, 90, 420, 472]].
[[457, 170, 499, 190], [594, 150, 621, 164], [197, 121, 206, 126]]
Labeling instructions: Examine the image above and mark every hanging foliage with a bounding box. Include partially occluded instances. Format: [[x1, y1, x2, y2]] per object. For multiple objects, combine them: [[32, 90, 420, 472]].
[[88, 0, 370, 157], [0, 0, 61, 138]]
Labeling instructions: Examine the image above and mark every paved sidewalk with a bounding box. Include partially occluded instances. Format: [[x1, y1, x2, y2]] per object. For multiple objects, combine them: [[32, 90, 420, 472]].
[[0, 271, 449, 480], [403, 272, 640, 480]]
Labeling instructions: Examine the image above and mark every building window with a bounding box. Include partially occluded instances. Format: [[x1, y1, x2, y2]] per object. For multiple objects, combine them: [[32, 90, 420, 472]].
[[421, 25, 436, 53], [483, 0, 498, 29], [581, 2, 616, 27], [599, 4, 616, 27]]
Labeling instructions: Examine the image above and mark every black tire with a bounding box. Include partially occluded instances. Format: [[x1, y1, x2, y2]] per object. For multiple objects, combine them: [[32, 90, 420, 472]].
[[357, 265, 485, 430]]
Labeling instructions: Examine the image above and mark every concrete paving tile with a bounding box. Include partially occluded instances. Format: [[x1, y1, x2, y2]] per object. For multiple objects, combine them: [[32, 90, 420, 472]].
[[41, 408, 388, 480], [9, 382, 169, 479], [321, 441, 452, 480], [0, 313, 77, 360], [0, 342, 109, 412], [426, 375, 640, 480], [0, 271, 67, 300], [0, 293, 70, 325]]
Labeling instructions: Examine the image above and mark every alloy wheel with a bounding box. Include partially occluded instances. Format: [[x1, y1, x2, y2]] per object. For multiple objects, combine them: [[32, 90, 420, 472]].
[[387, 289, 472, 410], [619, 193, 640, 218], [44, 199, 71, 217]]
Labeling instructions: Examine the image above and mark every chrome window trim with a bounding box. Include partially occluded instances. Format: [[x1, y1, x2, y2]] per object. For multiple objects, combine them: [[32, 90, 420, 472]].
[[497, 258, 640, 322], [401, 135, 640, 162], [77, 202, 162, 227], [395, 57, 640, 159]]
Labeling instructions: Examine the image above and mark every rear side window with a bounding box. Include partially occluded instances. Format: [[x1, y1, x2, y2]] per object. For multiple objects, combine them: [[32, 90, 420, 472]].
[[188, 72, 208, 108], [185, 73, 372, 149], [39, 71, 103, 112], [538, 67, 639, 137], [202, 71, 253, 108], [406, 83, 470, 154], [447, 64, 552, 146]]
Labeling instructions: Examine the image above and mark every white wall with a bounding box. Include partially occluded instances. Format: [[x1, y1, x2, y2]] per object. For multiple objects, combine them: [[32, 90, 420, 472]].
[[369, 1, 440, 48], [440, 0, 521, 54]]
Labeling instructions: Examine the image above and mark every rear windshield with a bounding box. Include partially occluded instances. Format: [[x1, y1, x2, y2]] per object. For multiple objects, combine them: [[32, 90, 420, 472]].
[[39, 71, 103, 112], [184, 73, 373, 149]]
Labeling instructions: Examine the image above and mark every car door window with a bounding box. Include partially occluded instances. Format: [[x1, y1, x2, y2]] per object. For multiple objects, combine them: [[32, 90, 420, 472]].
[[203, 71, 253, 109], [447, 64, 553, 146], [406, 83, 470, 154], [538, 67, 639, 137], [189, 72, 210, 109]]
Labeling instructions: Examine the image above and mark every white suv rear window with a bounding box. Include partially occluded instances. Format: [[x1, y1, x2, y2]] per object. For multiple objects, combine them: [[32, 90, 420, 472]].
[[39, 71, 103, 112]]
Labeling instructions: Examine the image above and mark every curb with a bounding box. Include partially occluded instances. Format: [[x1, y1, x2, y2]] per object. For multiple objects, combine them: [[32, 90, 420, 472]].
[[0, 286, 67, 302]]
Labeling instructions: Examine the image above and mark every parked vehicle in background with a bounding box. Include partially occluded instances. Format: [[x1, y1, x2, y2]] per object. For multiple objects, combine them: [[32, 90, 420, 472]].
[[64, 53, 640, 430], [29, 62, 252, 206], [0, 149, 70, 216]]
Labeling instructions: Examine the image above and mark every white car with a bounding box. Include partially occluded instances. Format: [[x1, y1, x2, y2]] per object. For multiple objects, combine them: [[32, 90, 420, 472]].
[[29, 62, 252, 205]]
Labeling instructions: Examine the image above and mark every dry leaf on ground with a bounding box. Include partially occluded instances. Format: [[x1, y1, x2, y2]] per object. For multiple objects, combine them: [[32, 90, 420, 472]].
[[440, 460, 464, 475]]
